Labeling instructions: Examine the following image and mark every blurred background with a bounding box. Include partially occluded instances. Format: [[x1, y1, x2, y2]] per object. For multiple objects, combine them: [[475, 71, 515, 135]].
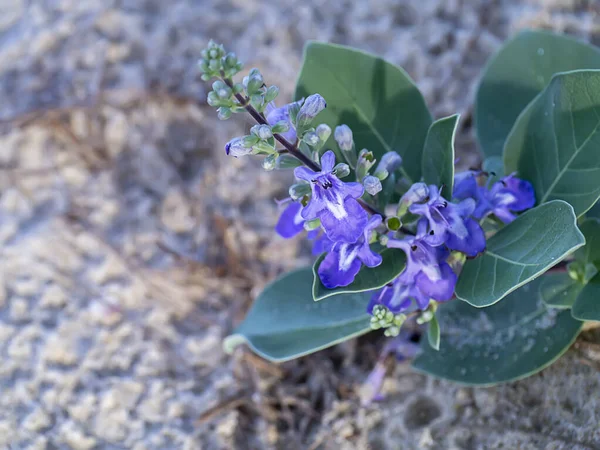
[[0, 0, 599, 449]]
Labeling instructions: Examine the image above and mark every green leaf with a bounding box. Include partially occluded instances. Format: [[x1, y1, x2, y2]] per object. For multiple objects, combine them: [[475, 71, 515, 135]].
[[223, 268, 372, 362], [586, 201, 600, 220], [295, 41, 432, 182], [421, 114, 459, 193], [572, 272, 600, 321], [539, 272, 582, 309], [504, 70, 600, 217], [476, 30, 600, 157], [312, 249, 406, 301], [575, 218, 600, 266], [413, 277, 583, 386], [427, 315, 440, 351], [456, 200, 585, 307]]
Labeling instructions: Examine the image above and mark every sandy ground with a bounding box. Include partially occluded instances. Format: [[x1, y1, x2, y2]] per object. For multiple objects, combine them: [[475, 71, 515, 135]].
[[0, 0, 599, 449]]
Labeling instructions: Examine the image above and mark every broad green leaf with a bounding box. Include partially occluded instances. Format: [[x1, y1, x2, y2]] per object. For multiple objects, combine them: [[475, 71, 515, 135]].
[[586, 201, 600, 220], [413, 277, 583, 386], [572, 273, 600, 321], [504, 70, 600, 217], [422, 114, 459, 193], [224, 268, 371, 362], [456, 200, 585, 307], [575, 219, 600, 266], [539, 272, 582, 309], [295, 42, 432, 182], [476, 30, 600, 157], [427, 315, 440, 351], [312, 249, 406, 301]]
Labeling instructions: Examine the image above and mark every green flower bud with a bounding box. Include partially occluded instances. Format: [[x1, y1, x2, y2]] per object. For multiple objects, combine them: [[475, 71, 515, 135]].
[[384, 326, 400, 337], [251, 124, 273, 140], [385, 216, 402, 231], [304, 218, 321, 231], [356, 149, 376, 181], [244, 69, 264, 95], [271, 120, 290, 134], [241, 135, 259, 147], [288, 101, 302, 125], [416, 310, 434, 325], [253, 140, 276, 154], [264, 85, 279, 103], [207, 91, 220, 107], [333, 163, 350, 178], [250, 93, 264, 110], [217, 107, 232, 120], [295, 94, 326, 130], [302, 131, 320, 147], [289, 183, 311, 200], [262, 154, 277, 171], [316, 124, 332, 142]]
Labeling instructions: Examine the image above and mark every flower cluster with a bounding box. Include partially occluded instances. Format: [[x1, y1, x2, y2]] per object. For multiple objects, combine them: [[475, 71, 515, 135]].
[[199, 40, 536, 339]]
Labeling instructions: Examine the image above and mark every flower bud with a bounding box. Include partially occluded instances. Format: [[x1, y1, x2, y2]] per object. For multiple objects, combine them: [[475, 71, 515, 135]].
[[385, 216, 402, 231], [264, 85, 279, 103], [217, 107, 231, 120], [302, 131, 320, 147], [375, 152, 403, 179], [363, 175, 382, 195], [241, 135, 259, 147], [316, 124, 331, 142], [251, 124, 273, 140], [416, 310, 434, 325], [225, 137, 252, 157], [271, 121, 290, 134], [289, 183, 311, 200], [333, 163, 350, 178], [356, 149, 376, 181], [243, 68, 264, 95], [295, 94, 326, 130], [397, 182, 429, 217], [262, 154, 277, 171], [334, 125, 353, 151], [304, 218, 321, 231]]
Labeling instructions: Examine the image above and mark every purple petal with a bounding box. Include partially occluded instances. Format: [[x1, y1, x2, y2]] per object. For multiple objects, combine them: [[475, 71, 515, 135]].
[[453, 171, 479, 199], [319, 197, 368, 243], [445, 217, 486, 256], [493, 207, 517, 224], [275, 202, 305, 238], [318, 245, 362, 288], [343, 181, 365, 199], [357, 244, 382, 268], [320, 150, 336, 172], [415, 262, 456, 301], [311, 233, 334, 255], [294, 166, 318, 182], [501, 175, 536, 211]]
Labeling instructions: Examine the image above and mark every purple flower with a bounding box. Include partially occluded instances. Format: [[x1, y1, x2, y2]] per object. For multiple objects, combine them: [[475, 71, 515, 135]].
[[409, 185, 485, 257], [474, 174, 535, 223], [275, 201, 305, 238], [368, 230, 457, 314], [295, 151, 368, 244], [310, 231, 334, 255], [453, 170, 479, 200], [265, 100, 302, 143], [317, 215, 383, 288]]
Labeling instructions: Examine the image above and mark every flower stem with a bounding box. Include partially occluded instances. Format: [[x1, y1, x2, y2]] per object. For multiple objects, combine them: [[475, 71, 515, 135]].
[[221, 76, 397, 223], [222, 77, 321, 172]]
